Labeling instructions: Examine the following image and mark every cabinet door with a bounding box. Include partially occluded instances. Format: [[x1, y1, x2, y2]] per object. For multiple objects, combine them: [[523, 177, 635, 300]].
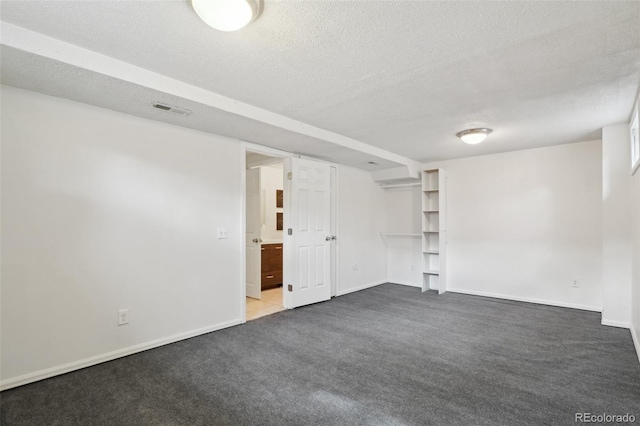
[[273, 244, 283, 272], [261, 271, 283, 289], [260, 244, 271, 273]]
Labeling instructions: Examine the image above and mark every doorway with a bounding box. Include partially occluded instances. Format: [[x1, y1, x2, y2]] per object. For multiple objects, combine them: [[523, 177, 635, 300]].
[[245, 151, 286, 320], [243, 145, 339, 321]]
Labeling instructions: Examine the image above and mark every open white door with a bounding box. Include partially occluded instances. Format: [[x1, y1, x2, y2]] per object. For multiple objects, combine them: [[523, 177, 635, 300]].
[[284, 158, 331, 308], [246, 168, 261, 300]]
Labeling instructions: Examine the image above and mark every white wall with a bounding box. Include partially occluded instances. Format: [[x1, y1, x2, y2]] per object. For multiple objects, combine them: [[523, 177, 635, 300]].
[[383, 186, 422, 287], [423, 141, 603, 310], [631, 137, 640, 358], [1, 86, 243, 388], [602, 125, 632, 327], [259, 165, 283, 243], [336, 166, 387, 295], [0, 85, 394, 389]]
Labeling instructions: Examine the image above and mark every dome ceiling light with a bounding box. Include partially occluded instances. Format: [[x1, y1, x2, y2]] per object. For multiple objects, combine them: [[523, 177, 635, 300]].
[[191, 0, 262, 32], [456, 128, 493, 145]]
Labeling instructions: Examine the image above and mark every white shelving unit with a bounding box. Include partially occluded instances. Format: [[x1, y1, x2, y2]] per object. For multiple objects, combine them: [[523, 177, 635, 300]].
[[421, 169, 446, 293]]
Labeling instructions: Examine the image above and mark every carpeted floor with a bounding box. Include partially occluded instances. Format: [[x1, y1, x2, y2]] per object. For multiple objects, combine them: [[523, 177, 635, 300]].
[[1, 283, 639, 425]]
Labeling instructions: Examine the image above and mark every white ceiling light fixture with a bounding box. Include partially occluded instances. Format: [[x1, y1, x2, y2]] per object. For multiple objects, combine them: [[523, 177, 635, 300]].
[[191, 0, 262, 32], [456, 128, 493, 145]]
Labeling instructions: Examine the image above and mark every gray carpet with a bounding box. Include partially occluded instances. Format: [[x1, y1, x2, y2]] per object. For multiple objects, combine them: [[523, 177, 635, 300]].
[[1, 284, 639, 425]]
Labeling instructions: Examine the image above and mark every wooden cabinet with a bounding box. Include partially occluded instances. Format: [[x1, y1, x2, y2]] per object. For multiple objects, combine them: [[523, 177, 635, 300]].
[[261, 243, 283, 290]]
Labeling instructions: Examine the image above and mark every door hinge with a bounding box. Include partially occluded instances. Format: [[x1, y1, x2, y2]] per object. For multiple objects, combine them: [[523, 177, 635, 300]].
[[287, 284, 293, 292], [287, 172, 292, 180], [288, 228, 293, 235]]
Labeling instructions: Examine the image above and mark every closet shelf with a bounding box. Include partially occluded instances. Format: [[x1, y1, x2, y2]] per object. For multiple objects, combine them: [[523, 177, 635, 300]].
[[380, 232, 421, 237], [381, 182, 421, 189], [422, 168, 446, 293]]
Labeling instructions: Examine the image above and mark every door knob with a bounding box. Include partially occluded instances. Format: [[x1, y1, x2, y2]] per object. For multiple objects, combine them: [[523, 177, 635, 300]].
[[331, 235, 337, 240], [325, 236, 331, 241], [252, 238, 259, 243]]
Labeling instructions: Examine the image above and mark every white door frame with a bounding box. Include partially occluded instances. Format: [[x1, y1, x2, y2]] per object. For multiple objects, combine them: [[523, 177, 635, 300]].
[[240, 145, 339, 321], [240, 143, 293, 322]]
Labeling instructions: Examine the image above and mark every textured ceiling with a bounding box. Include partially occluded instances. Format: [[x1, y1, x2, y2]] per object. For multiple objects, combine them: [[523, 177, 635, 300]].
[[0, 46, 402, 171], [1, 0, 639, 164]]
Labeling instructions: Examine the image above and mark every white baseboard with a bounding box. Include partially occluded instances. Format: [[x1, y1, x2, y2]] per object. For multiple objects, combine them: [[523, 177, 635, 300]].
[[336, 280, 386, 296], [447, 288, 602, 312], [601, 319, 631, 329], [0, 318, 243, 391], [632, 325, 640, 365]]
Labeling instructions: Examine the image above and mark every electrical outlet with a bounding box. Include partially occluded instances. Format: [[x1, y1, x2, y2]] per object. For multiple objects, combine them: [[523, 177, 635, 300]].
[[572, 279, 579, 288], [118, 309, 129, 326], [353, 264, 359, 271], [217, 227, 228, 239]]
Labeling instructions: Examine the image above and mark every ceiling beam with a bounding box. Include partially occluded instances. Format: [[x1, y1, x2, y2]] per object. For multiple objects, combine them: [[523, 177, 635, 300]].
[[1, 21, 421, 173]]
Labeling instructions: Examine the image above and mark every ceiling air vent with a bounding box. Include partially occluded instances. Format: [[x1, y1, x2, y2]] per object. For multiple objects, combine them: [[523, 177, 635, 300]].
[[152, 102, 192, 116]]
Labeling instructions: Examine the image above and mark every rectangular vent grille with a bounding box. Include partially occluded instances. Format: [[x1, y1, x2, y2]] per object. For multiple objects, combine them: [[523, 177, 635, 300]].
[[153, 103, 171, 111], [152, 102, 192, 116]]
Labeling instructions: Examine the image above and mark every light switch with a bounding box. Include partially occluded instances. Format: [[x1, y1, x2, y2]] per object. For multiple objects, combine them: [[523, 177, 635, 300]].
[[217, 227, 228, 239]]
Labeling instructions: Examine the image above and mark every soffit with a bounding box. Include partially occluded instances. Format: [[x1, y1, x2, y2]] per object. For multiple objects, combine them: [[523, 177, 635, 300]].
[[1, 1, 639, 162]]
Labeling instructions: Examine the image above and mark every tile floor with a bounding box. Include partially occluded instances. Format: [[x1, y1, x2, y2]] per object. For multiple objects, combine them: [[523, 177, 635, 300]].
[[246, 286, 285, 321]]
